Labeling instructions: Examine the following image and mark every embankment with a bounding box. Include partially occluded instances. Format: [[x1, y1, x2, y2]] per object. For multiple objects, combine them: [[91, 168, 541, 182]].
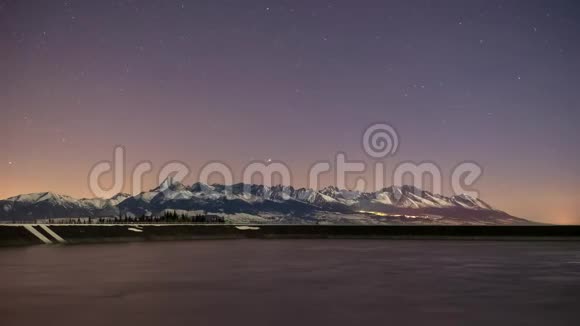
[[2, 224, 580, 247]]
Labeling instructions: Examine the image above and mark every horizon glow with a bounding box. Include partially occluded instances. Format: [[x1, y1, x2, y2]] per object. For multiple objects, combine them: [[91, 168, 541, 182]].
[[1, 0, 579, 224]]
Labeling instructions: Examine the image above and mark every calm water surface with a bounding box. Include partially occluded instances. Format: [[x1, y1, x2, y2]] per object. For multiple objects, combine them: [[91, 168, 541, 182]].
[[1, 240, 579, 326]]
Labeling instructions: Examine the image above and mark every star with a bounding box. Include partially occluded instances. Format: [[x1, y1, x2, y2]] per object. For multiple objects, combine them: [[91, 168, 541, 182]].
[[266, 158, 272, 163]]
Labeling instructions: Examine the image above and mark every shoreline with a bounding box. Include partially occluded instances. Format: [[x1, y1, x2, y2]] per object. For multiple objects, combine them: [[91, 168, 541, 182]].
[[2, 224, 580, 247]]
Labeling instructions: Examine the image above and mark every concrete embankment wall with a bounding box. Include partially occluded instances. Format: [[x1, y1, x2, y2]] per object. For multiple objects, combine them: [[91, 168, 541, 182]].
[[2, 224, 580, 247]]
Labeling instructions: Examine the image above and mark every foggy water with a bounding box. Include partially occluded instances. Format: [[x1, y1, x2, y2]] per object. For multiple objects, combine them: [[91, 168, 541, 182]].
[[1, 240, 579, 326]]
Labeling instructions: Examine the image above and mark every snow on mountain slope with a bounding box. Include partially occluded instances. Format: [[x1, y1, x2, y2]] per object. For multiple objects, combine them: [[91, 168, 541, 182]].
[[1, 184, 494, 211], [109, 193, 131, 205], [6, 192, 78, 206], [451, 194, 494, 210], [1, 180, 525, 224], [295, 188, 338, 205], [190, 182, 223, 199]]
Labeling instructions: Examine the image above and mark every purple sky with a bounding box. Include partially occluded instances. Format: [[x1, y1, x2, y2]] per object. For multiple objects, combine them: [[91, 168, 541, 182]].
[[2, 0, 579, 223]]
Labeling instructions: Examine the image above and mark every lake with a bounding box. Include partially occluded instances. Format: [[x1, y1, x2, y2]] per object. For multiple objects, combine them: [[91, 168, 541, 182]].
[[1, 240, 579, 325]]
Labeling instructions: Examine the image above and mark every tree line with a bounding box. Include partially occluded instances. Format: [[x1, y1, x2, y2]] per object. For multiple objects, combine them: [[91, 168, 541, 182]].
[[42, 212, 225, 224]]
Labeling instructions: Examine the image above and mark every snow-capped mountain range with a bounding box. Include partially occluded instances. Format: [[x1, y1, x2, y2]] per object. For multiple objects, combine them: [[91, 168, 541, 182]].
[[0, 177, 531, 225]]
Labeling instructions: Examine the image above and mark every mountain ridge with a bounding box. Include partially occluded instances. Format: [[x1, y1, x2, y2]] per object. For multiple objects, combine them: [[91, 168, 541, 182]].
[[0, 178, 532, 225]]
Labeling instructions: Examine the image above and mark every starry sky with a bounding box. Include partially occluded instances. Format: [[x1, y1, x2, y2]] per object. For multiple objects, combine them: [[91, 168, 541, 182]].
[[1, 0, 580, 224]]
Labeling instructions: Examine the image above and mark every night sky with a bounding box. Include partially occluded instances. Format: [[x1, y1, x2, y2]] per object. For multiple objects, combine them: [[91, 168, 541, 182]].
[[2, 0, 579, 224]]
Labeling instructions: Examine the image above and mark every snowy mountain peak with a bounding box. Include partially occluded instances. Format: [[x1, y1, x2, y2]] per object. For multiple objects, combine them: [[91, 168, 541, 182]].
[[320, 186, 340, 194], [0, 180, 519, 224], [7, 192, 74, 204], [111, 192, 130, 200], [155, 176, 175, 192], [190, 182, 215, 193], [154, 176, 187, 192], [109, 193, 131, 205]]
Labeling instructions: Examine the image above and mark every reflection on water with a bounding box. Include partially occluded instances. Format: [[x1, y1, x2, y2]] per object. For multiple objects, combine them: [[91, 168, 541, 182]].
[[1, 240, 580, 326]]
